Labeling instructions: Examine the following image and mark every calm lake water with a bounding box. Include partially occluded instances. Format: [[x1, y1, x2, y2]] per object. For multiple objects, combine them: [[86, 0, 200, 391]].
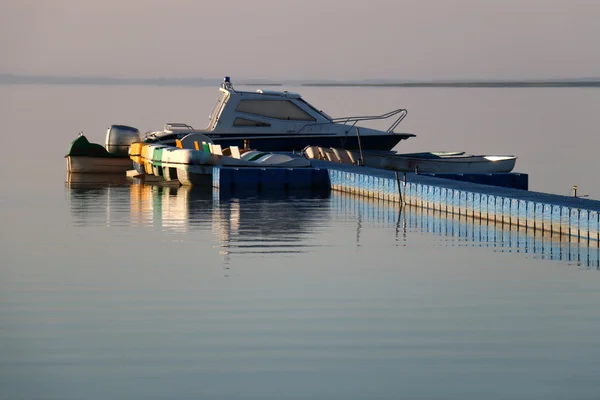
[[1, 84, 600, 399]]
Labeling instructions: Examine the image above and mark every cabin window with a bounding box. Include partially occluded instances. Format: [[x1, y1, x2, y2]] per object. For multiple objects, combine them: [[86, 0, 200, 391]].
[[233, 118, 271, 127], [236, 100, 316, 121], [297, 98, 332, 121]]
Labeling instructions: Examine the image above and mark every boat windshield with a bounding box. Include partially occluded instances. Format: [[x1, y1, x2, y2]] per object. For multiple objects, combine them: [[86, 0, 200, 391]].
[[297, 98, 332, 121], [208, 92, 229, 129]]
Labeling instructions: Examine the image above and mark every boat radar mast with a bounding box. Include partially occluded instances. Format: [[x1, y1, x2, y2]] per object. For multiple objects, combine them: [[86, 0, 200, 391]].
[[221, 76, 234, 91]]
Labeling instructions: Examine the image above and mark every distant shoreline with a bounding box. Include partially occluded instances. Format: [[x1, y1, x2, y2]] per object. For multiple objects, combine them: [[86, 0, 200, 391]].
[[1, 75, 600, 88], [301, 81, 600, 88]]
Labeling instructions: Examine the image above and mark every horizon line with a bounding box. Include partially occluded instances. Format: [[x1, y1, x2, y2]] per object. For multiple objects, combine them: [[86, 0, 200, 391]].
[[2, 73, 600, 88]]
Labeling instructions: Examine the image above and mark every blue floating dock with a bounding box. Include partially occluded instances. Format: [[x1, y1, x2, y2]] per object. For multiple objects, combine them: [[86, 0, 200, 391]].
[[421, 172, 529, 190], [321, 162, 599, 243], [213, 166, 330, 193], [211, 163, 599, 243]]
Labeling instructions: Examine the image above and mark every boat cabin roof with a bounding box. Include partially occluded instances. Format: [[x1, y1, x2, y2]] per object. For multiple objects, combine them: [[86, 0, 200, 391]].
[[219, 87, 301, 99], [255, 89, 301, 98]]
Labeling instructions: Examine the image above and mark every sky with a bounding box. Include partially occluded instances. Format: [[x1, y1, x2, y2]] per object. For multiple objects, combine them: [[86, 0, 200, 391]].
[[1, 0, 600, 81]]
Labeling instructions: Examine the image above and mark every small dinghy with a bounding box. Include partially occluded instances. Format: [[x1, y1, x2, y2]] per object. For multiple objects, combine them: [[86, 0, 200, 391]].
[[305, 146, 517, 174], [355, 150, 517, 173], [65, 125, 140, 173]]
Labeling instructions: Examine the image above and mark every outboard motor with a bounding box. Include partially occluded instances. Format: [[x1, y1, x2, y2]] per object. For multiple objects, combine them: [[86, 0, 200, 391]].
[[105, 125, 140, 156]]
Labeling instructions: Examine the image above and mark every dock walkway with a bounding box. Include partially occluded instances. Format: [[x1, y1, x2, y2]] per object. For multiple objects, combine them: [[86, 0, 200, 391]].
[[211, 160, 599, 242], [318, 161, 600, 243]]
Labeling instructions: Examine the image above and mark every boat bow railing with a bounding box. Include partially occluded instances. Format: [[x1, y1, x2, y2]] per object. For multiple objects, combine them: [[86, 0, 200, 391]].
[[165, 123, 195, 131], [296, 108, 407, 134]]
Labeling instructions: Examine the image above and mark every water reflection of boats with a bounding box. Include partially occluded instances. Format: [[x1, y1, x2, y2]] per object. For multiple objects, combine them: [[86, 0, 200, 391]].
[[66, 175, 599, 268], [66, 175, 331, 254], [67, 173, 212, 228], [67, 171, 130, 185], [331, 192, 600, 269]]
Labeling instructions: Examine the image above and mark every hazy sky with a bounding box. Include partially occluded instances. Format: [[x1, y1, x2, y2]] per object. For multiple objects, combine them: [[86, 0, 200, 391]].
[[2, 0, 600, 80]]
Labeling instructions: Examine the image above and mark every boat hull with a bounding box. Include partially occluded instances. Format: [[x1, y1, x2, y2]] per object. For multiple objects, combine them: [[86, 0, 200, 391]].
[[358, 152, 517, 173], [146, 132, 411, 152], [66, 156, 133, 173], [176, 166, 213, 186]]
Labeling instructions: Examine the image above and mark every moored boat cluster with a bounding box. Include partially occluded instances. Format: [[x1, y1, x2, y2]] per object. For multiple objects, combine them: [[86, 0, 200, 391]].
[[64, 76, 517, 186]]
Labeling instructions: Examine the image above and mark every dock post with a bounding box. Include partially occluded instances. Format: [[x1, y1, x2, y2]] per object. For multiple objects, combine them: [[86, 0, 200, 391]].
[[356, 127, 364, 166], [394, 171, 404, 205]]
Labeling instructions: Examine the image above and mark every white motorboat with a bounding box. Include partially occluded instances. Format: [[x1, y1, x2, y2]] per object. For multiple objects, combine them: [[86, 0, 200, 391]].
[[139, 77, 415, 151]]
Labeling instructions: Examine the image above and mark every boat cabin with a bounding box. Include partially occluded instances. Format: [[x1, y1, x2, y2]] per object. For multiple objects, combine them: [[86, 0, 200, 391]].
[[207, 78, 333, 133]]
